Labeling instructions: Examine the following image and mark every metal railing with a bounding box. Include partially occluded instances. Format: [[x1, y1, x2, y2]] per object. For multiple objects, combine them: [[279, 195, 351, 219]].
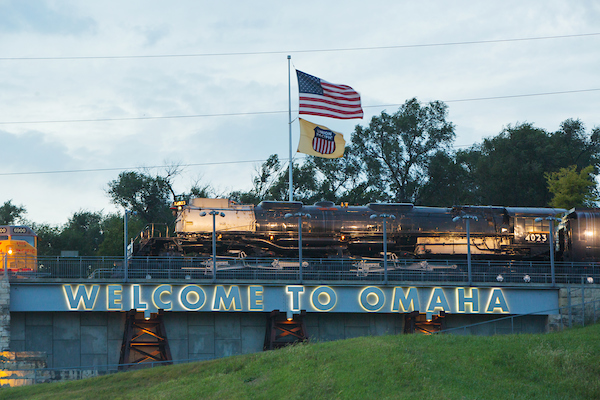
[[2, 254, 599, 286], [437, 297, 600, 335], [24, 357, 214, 386]]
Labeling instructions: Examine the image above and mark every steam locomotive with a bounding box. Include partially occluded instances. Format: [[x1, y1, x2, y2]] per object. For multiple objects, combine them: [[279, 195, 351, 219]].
[[133, 198, 600, 262]]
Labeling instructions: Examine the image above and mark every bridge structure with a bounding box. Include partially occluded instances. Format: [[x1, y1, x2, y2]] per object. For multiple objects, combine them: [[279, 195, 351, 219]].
[[2, 255, 599, 384]]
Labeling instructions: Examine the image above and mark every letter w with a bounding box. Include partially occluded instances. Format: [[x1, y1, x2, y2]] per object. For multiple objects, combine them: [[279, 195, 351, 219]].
[[63, 285, 99, 310]]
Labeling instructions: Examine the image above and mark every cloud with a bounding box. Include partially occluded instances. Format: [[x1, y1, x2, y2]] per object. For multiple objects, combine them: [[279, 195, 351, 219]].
[[1, 0, 599, 226], [0, 0, 96, 35]]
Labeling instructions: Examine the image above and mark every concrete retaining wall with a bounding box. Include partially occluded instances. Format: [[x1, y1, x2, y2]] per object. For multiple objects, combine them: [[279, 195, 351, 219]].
[[8, 311, 406, 368]]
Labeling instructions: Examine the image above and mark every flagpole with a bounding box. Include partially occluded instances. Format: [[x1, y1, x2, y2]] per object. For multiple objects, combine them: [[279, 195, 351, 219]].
[[287, 55, 293, 202]]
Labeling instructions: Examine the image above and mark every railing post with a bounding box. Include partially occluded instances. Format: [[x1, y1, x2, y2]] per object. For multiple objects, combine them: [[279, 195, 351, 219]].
[[582, 280, 585, 326], [568, 285, 572, 327]]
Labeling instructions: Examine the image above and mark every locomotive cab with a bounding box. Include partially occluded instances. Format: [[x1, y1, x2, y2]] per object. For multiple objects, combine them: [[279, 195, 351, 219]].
[[558, 209, 600, 262], [0, 225, 38, 272]]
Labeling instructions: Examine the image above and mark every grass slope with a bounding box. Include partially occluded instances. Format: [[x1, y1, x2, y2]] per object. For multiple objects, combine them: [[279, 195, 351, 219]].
[[2, 324, 600, 400]]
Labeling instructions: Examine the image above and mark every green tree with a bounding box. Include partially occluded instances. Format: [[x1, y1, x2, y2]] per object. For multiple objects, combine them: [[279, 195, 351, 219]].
[[97, 214, 124, 256], [551, 119, 600, 170], [267, 161, 319, 203], [31, 223, 62, 256], [464, 123, 556, 206], [546, 165, 598, 209], [229, 155, 329, 205], [303, 147, 368, 204], [59, 211, 104, 256], [0, 200, 26, 225], [229, 155, 283, 204], [96, 213, 146, 257], [351, 98, 455, 203], [107, 171, 175, 225], [418, 150, 474, 206], [462, 120, 600, 207]]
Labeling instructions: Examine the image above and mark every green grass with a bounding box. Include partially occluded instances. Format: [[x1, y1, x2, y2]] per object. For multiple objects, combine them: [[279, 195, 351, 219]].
[[2, 324, 600, 400]]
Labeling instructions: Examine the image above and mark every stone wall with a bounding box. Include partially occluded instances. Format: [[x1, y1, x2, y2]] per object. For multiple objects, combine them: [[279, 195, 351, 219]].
[[0, 351, 47, 387], [0, 276, 10, 351], [550, 286, 600, 329]]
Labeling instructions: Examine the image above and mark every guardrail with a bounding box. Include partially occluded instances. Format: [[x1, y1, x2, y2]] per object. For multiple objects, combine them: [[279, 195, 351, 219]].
[[24, 358, 212, 386], [2, 255, 599, 285], [436, 297, 600, 335]]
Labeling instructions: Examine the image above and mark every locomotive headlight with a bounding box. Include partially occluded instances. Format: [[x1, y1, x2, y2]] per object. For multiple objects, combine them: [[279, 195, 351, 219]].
[[584, 230, 594, 238], [269, 235, 274, 241], [340, 235, 346, 241], [7, 248, 13, 255]]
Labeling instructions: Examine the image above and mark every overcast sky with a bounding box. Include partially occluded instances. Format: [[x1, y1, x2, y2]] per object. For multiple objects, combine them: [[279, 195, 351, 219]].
[[1, 0, 599, 225]]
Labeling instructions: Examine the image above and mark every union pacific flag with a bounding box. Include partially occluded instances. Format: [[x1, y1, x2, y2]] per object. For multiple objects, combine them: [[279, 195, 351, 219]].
[[296, 70, 363, 119], [297, 118, 345, 159]]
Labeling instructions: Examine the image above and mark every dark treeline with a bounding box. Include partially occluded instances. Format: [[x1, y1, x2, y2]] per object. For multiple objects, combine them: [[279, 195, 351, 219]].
[[2, 98, 599, 256]]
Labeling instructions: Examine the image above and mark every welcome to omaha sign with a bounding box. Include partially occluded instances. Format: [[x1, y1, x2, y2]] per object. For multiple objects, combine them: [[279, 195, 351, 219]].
[[10, 284, 558, 316]]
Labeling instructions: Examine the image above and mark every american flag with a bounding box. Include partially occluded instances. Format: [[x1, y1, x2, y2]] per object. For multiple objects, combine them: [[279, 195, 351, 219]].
[[296, 70, 363, 119]]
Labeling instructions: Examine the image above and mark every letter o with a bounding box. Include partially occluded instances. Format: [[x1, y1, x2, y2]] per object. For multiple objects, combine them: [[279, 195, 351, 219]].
[[179, 286, 206, 310], [359, 287, 385, 312], [311, 286, 337, 312]]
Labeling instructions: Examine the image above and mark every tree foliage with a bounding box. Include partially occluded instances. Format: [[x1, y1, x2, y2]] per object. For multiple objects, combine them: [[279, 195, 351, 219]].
[[351, 98, 455, 202], [463, 123, 555, 206], [551, 119, 600, 169], [229, 154, 284, 204], [0, 200, 26, 225], [418, 150, 473, 206], [303, 147, 370, 204], [107, 170, 175, 225], [546, 165, 598, 209], [455, 120, 600, 207], [58, 211, 105, 256], [32, 210, 144, 257]]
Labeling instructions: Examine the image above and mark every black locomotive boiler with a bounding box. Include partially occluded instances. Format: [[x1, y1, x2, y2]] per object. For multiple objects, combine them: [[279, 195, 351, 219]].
[[133, 198, 593, 261]]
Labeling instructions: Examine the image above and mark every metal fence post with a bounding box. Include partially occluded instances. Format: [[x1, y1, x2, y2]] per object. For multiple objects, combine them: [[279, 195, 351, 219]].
[[582, 281, 585, 326], [568, 285, 572, 327]]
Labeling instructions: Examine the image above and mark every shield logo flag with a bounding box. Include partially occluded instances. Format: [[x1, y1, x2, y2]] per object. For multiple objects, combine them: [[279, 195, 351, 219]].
[[297, 118, 345, 159]]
